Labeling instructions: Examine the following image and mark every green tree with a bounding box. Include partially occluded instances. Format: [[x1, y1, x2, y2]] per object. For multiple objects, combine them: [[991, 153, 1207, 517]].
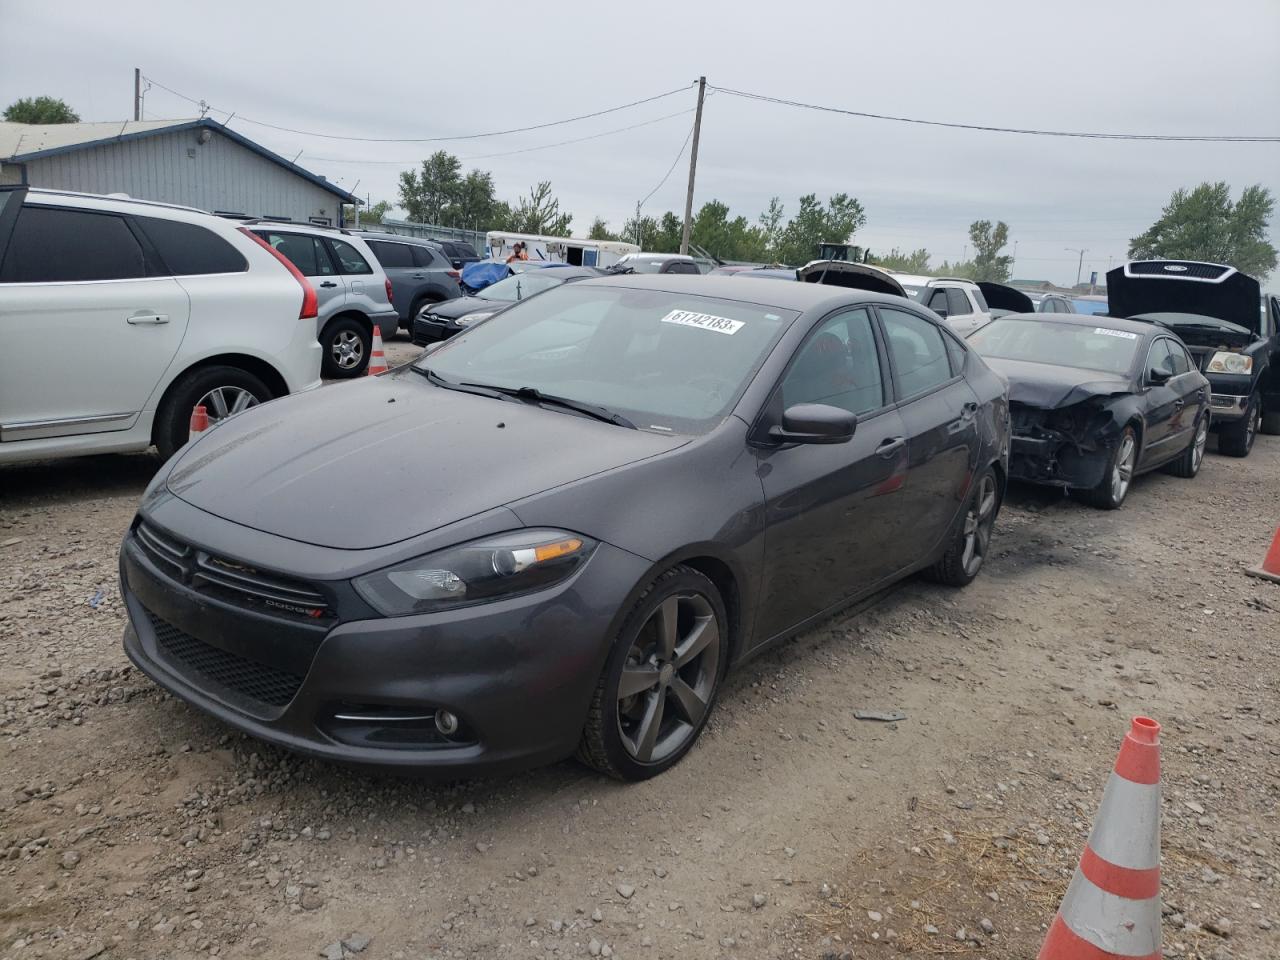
[[871, 247, 933, 274], [687, 200, 767, 261], [1129, 182, 1277, 280], [934, 259, 977, 279], [504, 181, 572, 236], [450, 170, 499, 231], [398, 150, 462, 225], [773, 193, 867, 267], [757, 196, 786, 258], [344, 199, 390, 224], [4, 96, 79, 124], [968, 220, 1014, 282], [587, 217, 616, 241]]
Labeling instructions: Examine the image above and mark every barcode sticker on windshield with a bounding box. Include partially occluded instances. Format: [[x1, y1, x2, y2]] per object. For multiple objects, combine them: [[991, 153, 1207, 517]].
[[660, 309, 744, 336], [1094, 327, 1138, 340]]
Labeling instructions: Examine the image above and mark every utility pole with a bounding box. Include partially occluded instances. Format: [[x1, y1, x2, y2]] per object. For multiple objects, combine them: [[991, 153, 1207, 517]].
[[1012, 240, 1018, 272], [1065, 247, 1088, 287], [679, 76, 706, 256], [133, 68, 141, 121]]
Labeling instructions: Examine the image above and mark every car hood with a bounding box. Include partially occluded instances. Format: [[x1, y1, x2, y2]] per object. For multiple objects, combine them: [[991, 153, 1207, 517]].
[[165, 373, 688, 549], [982, 357, 1131, 409], [426, 296, 503, 321], [1106, 261, 1261, 333], [796, 261, 908, 298], [977, 282, 1035, 314]]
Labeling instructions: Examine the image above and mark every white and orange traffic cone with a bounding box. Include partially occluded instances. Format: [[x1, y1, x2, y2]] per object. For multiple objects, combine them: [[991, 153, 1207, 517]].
[[1037, 716, 1162, 960], [367, 324, 388, 376], [1246, 526, 1280, 585], [189, 404, 209, 443]]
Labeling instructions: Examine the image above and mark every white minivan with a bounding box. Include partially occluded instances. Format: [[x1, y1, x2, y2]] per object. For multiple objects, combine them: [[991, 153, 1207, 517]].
[[0, 187, 323, 464]]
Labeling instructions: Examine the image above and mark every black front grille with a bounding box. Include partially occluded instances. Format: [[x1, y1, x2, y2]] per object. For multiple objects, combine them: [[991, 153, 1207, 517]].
[[147, 608, 305, 708], [1128, 261, 1228, 280], [135, 522, 330, 620]]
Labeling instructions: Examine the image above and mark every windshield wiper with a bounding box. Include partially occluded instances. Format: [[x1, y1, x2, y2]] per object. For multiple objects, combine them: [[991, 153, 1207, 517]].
[[470, 383, 636, 429], [412, 367, 511, 401]]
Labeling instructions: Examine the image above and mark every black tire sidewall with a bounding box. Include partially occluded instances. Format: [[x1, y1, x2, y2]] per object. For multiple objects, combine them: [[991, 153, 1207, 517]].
[[321, 317, 371, 378], [595, 569, 728, 781], [1094, 426, 1137, 509], [156, 366, 272, 460]]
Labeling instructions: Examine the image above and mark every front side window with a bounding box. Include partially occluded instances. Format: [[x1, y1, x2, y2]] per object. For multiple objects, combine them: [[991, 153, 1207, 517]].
[[0, 205, 146, 282], [781, 308, 884, 416], [366, 240, 414, 269], [946, 288, 971, 317], [135, 216, 247, 275], [327, 238, 373, 275], [927, 288, 949, 313], [879, 308, 953, 398], [1146, 339, 1175, 379], [1168, 340, 1192, 375], [417, 285, 797, 434]]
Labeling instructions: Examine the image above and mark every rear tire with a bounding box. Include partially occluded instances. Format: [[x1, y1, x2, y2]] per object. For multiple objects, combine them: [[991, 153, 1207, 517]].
[[154, 365, 273, 461], [925, 466, 1001, 587], [1218, 394, 1259, 458], [577, 566, 727, 782], [1079, 425, 1138, 510], [1167, 414, 1208, 478], [320, 316, 370, 378]]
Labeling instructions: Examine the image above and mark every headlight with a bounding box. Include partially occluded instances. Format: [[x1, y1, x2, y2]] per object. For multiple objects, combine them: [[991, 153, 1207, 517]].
[[1206, 352, 1252, 375], [455, 312, 494, 327], [353, 529, 595, 617]]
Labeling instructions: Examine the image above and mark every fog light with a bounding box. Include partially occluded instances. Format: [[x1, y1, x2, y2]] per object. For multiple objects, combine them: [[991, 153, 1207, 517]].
[[435, 709, 459, 736]]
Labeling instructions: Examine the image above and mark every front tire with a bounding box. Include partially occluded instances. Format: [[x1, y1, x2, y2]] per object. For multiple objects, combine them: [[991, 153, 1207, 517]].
[[1079, 425, 1138, 510], [577, 567, 728, 782], [1167, 414, 1208, 478], [320, 316, 370, 378], [1218, 395, 1260, 457], [154, 365, 273, 461], [925, 466, 1000, 587]]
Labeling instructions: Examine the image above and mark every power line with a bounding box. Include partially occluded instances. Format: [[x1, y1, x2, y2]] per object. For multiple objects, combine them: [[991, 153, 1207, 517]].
[[640, 117, 697, 208], [143, 75, 695, 143], [709, 84, 1280, 143]]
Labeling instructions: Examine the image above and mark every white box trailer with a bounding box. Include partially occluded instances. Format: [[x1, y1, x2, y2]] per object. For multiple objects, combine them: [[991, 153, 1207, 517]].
[[485, 231, 639, 269]]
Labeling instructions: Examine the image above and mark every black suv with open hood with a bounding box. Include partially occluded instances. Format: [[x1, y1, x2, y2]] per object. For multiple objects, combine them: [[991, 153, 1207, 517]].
[[1107, 261, 1279, 457]]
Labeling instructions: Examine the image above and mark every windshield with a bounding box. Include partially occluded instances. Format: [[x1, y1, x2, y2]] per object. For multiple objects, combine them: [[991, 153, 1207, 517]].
[[481, 271, 564, 302], [416, 284, 797, 434], [901, 285, 927, 301], [969, 319, 1140, 374]]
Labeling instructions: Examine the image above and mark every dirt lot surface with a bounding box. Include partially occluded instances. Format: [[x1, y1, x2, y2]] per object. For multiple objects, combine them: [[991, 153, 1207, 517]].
[[3, 340, 1278, 960]]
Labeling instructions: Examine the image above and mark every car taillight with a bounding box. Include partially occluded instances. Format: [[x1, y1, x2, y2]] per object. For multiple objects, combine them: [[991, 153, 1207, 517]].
[[447, 270, 461, 281], [238, 227, 318, 320], [385, 277, 394, 304]]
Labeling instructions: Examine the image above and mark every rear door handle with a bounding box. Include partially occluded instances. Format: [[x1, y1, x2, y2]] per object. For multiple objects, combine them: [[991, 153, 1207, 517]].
[[410, 273, 426, 279], [319, 281, 338, 288], [126, 313, 169, 325], [1173, 399, 1185, 410], [876, 436, 907, 458]]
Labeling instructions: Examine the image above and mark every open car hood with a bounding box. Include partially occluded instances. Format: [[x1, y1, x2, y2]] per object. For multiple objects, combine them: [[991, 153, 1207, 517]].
[[977, 282, 1034, 315], [1106, 261, 1261, 333], [796, 261, 907, 298]]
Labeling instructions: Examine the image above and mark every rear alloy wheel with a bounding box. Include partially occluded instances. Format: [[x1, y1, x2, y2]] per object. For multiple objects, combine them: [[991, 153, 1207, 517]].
[[320, 317, 370, 378], [154, 365, 273, 461], [1218, 394, 1259, 457], [578, 567, 727, 781], [925, 466, 1000, 587], [1167, 414, 1208, 478], [1081, 425, 1137, 510]]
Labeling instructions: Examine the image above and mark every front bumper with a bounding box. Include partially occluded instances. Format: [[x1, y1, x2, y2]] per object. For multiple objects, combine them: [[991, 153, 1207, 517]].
[[411, 313, 463, 345], [1008, 434, 1110, 490], [1208, 392, 1249, 422], [120, 520, 648, 776]]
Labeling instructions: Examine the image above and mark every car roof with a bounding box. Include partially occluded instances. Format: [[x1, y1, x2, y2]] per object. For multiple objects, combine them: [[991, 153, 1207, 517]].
[[621, 252, 694, 261], [991, 312, 1157, 335], [351, 231, 443, 248], [575, 274, 920, 313], [511, 265, 600, 280]]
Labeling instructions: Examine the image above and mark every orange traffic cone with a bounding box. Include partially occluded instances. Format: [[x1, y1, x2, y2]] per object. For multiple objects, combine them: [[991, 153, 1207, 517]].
[[1037, 716, 1162, 960], [189, 404, 209, 443], [367, 324, 388, 376], [1246, 526, 1280, 585]]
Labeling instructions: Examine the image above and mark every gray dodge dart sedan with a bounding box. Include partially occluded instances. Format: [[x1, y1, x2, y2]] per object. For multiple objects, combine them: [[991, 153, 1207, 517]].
[[120, 276, 1010, 781]]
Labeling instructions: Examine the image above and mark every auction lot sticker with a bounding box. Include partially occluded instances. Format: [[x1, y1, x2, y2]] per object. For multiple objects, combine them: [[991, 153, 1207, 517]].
[[1093, 327, 1139, 340], [661, 309, 745, 335]]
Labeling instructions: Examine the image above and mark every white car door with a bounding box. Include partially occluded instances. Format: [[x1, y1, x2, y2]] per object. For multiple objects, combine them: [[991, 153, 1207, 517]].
[[943, 287, 987, 337], [252, 230, 348, 327], [0, 203, 191, 442]]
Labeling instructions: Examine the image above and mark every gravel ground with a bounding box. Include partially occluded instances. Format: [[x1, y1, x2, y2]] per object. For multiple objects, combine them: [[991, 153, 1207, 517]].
[[2, 344, 1277, 960]]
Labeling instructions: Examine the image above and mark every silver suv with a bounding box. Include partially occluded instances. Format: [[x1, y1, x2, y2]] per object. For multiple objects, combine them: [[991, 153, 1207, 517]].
[[247, 222, 398, 378]]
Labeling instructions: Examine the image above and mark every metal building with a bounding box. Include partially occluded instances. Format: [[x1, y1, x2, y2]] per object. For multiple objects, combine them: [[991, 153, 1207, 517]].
[[0, 117, 357, 225]]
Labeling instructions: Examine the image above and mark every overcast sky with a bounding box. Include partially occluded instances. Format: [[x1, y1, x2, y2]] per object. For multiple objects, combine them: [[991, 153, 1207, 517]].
[[4, 0, 1278, 286]]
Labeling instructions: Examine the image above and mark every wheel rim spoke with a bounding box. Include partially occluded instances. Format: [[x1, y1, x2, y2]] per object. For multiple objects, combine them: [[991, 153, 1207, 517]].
[[667, 677, 707, 726], [656, 597, 679, 661], [618, 664, 660, 699], [632, 690, 665, 762], [207, 388, 229, 418], [674, 616, 716, 668], [230, 389, 254, 414]]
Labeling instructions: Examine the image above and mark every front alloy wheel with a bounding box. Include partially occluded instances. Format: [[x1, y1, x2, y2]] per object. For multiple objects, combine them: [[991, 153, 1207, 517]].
[[1080, 425, 1138, 509]]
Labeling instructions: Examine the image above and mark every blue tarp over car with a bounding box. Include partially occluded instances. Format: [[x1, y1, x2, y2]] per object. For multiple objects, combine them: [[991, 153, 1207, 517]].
[[461, 260, 511, 292]]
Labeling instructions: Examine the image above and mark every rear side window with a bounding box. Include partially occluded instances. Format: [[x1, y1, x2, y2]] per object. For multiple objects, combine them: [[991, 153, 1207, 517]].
[[135, 216, 247, 275], [411, 245, 438, 268], [453, 242, 478, 258], [970, 286, 989, 311], [327, 238, 373, 275], [946, 288, 971, 316], [879, 308, 954, 398], [255, 231, 334, 277], [0, 205, 146, 283], [667, 261, 700, 274], [366, 240, 415, 269]]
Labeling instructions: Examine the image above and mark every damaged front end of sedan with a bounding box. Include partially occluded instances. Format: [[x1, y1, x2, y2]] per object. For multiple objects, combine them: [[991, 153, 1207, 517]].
[[1008, 384, 1131, 490]]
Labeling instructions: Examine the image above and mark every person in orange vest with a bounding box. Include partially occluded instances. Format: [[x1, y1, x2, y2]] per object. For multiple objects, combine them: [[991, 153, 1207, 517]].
[[506, 241, 529, 263]]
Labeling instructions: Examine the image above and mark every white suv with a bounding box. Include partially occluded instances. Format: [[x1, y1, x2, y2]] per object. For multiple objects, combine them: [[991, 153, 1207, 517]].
[[893, 275, 992, 336], [0, 187, 322, 464]]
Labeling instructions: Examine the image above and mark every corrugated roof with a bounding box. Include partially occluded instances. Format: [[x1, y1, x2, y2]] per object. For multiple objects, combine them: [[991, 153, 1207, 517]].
[[0, 118, 357, 202]]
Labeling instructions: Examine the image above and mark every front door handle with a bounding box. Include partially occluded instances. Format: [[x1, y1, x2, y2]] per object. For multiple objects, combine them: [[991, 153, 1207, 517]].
[[410, 273, 426, 279], [1173, 398, 1185, 410], [962, 400, 979, 419], [126, 313, 169, 325], [319, 281, 338, 288], [876, 436, 907, 459]]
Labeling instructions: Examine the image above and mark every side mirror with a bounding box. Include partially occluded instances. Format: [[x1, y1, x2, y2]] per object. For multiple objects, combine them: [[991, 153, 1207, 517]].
[[1147, 366, 1172, 385], [768, 403, 857, 444]]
